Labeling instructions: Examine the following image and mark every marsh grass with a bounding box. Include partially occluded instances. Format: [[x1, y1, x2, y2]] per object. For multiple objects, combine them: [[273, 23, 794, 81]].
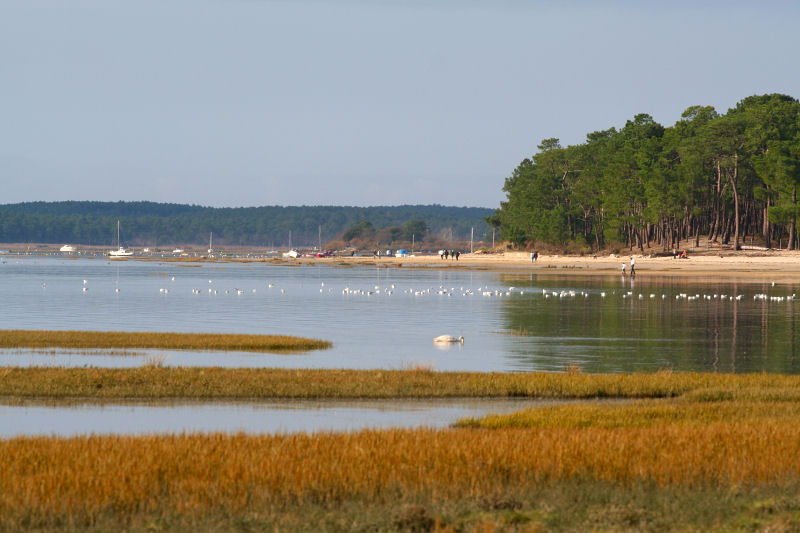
[[456, 398, 800, 429], [4, 368, 800, 529], [0, 329, 331, 353], [4, 425, 800, 531], [9, 348, 145, 357], [142, 353, 166, 368], [1, 367, 800, 400], [0, 367, 741, 399]]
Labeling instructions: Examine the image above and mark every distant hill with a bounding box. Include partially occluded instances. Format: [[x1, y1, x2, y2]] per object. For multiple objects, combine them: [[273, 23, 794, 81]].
[[0, 201, 494, 247]]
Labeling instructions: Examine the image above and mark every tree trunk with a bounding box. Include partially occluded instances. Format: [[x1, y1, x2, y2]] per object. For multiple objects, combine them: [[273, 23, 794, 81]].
[[721, 214, 731, 245], [790, 187, 797, 251], [730, 153, 740, 250]]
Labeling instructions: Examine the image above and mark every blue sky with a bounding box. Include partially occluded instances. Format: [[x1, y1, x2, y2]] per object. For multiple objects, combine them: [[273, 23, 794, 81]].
[[2, 1, 798, 208]]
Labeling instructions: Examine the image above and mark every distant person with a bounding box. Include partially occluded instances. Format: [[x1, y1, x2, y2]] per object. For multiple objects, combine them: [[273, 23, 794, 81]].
[[621, 262, 626, 275], [534, 251, 538, 261], [630, 256, 636, 275], [530, 252, 534, 263], [439, 250, 445, 260], [444, 250, 449, 260], [455, 251, 460, 261]]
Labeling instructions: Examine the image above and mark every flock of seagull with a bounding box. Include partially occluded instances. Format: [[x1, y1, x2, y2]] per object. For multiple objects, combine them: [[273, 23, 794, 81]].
[[63, 276, 799, 305]]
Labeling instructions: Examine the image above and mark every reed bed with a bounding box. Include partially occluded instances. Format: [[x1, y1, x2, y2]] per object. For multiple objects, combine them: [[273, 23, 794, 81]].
[[0, 329, 331, 353], [3, 370, 800, 529], [3, 422, 800, 530], [457, 398, 800, 429], [0, 366, 799, 400]]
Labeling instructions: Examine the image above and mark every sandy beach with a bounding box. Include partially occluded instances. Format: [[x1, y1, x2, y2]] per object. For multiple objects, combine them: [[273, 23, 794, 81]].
[[302, 248, 800, 280]]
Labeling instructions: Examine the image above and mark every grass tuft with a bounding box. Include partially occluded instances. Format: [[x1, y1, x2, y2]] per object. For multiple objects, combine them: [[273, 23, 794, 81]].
[[0, 329, 331, 353]]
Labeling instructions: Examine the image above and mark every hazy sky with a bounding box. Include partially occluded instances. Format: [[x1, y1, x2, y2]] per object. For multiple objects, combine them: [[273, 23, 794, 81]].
[[2, 1, 799, 208]]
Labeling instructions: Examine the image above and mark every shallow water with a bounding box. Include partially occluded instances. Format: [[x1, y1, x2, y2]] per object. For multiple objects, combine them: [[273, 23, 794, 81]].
[[2, 256, 800, 373], [0, 398, 548, 437]]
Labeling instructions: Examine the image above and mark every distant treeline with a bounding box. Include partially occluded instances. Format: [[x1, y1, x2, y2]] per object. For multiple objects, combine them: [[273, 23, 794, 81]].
[[0, 202, 493, 247], [489, 93, 800, 251]]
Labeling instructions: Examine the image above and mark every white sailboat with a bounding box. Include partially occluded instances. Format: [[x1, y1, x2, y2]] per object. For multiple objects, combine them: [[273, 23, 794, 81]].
[[109, 220, 133, 257]]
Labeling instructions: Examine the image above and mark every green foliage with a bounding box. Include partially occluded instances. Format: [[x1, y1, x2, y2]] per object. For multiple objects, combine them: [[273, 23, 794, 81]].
[[402, 219, 427, 241], [342, 220, 375, 242], [0, 202, 493, 246], [494, 93, 800, 250]]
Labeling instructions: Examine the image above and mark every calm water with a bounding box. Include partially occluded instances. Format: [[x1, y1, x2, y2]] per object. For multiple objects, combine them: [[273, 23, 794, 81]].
[[2, 255, 800, 373], [0, 398, 550, 437]]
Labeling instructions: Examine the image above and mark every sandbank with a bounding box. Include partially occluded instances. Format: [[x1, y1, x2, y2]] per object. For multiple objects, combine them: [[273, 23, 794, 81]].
[[293, 249, 800, 280]]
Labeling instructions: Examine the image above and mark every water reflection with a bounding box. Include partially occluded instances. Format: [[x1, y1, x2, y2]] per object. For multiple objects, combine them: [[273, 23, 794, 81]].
[[498, 274, 800, 373]]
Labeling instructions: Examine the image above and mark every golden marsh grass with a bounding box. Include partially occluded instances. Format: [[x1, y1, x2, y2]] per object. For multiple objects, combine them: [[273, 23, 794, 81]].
[[4, 422, 800, 530], [1, 367, 800, 400], [3, 371, 800, 529], [457, 398, 800, 429], [0, 329, 331, 353]]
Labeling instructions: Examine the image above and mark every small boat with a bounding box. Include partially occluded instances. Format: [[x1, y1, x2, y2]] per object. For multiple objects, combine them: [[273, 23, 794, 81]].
[[59, 244, 76, 253], [109, 220, 133, 257], [282, 250, 299, 258], [172, 248, 184, 254], [109, 247, 133, 257]]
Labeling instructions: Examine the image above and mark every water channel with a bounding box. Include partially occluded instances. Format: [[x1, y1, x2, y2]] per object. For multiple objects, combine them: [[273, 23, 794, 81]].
[[2, 255, 799, 435]]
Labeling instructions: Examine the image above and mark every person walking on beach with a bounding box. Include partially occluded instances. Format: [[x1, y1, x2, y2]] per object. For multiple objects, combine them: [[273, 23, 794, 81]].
[[630, 256, 636, 276], [455, 251, 460, 261], [444, 249, 449, 260], [621, 262, 626, 275]]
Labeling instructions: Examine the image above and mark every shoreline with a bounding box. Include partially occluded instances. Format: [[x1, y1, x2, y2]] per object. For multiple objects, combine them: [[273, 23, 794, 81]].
[[6, 245, 800, 278]]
